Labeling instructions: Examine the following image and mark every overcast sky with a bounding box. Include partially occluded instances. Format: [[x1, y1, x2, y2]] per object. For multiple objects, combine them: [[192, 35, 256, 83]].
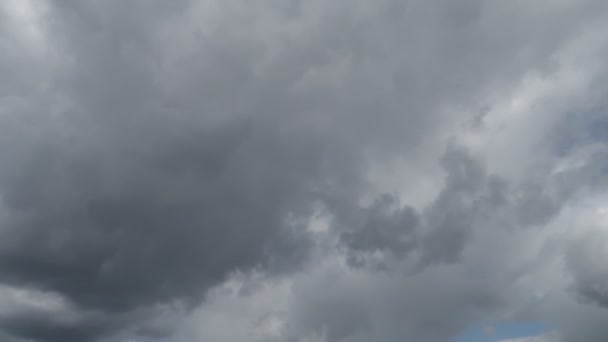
[[1, 0, 608, 341]]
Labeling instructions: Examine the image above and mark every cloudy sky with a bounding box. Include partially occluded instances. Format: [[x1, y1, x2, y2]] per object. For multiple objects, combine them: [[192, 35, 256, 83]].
[[1, 0, 608, 341]]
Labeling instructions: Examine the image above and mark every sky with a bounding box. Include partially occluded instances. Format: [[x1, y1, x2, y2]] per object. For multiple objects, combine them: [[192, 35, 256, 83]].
[[0, 0, 608, 341]]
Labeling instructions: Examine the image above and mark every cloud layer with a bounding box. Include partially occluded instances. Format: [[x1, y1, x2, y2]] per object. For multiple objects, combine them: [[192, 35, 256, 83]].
[[1, 0, 608, 341]]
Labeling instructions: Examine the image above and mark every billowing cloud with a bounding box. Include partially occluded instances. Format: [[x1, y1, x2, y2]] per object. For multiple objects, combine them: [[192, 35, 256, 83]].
[[1, 0, 608, 341]]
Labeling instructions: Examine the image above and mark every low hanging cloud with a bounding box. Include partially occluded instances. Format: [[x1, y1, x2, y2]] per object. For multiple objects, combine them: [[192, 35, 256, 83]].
[[1, 0, 608, 341]]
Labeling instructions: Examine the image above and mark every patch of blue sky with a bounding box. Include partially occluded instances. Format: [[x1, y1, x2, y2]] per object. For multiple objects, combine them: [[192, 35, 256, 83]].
[[453, 321, 550, 342]]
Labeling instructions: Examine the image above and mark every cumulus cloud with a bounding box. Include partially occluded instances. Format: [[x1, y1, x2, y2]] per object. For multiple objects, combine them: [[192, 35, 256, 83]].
[[1, 0, 608, 341]]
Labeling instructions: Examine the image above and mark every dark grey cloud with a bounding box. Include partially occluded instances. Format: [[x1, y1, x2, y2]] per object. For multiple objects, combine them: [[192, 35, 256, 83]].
[[338, 193, 419, 267], [328, 146, 501, 268], [566, 229, 608, 309], [417, 146, 504, 266], [0, 313, 116, 342], [331, 144, 582, 271], [0, 1, 354, 340]]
